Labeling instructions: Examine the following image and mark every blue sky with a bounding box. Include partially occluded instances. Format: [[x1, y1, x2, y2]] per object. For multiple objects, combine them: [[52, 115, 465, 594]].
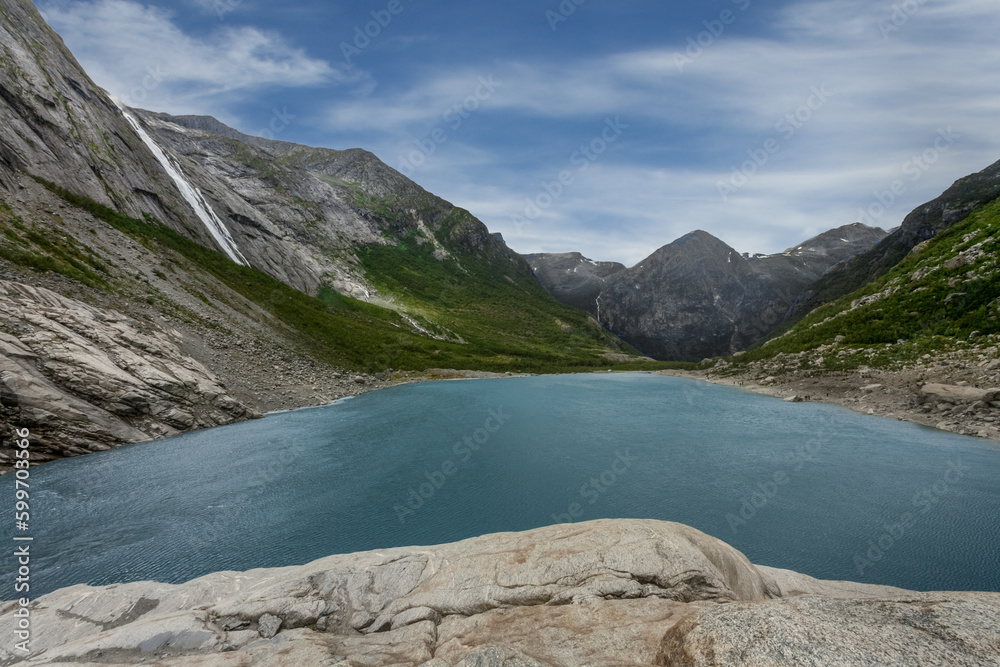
[[38, 0, 1000, 266]]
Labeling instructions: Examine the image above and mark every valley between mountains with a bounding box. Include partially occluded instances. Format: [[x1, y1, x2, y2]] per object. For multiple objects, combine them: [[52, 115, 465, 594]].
[[2, 1, 1000, 665]]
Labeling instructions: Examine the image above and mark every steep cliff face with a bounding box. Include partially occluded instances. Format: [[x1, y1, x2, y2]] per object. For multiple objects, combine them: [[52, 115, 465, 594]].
[[530, 224, 887, 361], [0, 0, 220, 247], [127, 110, 426, 299], [132, 110, 542, 305], [523, 252, 625, 315], [0, 280, 257, 466]]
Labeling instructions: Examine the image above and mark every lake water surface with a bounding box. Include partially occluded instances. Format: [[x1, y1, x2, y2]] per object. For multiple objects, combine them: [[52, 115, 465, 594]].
[[5, 373, 999, 598]]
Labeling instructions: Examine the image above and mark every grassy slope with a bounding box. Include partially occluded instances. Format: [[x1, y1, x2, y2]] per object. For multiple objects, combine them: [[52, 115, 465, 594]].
[[726, 200, 1000, 370], [356, 202, 637, 369], [2, 176, 691, 373], [775, 159, 1000, 333]]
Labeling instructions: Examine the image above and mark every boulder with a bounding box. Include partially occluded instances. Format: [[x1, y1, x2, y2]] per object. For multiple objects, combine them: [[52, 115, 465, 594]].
[[257, 613, 282, 639], [921, 383, 999, 404]]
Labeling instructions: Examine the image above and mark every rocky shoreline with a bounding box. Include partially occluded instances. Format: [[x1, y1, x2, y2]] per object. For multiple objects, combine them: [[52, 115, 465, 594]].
[[2, 519, 997, 666], [0, 268, 527, 474], [658, 340, 1000, 444]]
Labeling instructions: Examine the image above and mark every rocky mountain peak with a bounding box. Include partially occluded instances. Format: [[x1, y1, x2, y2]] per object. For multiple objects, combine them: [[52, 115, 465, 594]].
[[528, 224, 888, 361], [781, 223, 887, 260]]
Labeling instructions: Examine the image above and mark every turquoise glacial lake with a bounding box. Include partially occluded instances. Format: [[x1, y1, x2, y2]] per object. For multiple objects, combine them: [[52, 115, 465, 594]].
[[5, 373, 1000, 598]]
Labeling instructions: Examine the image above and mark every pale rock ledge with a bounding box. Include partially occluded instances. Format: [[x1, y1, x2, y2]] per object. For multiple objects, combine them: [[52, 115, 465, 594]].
[[2, 519, 998, 666]]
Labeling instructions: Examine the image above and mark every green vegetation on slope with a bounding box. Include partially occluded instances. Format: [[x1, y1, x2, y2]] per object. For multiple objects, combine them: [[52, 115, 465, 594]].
[[12, 176, 682, 373], [0, 200, 111, 289], [729, 199, 1000, 370], [354, 201, 658, 369], [776, 159, 1000, 332]]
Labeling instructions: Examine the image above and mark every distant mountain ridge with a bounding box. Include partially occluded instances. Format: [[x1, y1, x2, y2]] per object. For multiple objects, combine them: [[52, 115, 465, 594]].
[[527, 224, 888, 361]]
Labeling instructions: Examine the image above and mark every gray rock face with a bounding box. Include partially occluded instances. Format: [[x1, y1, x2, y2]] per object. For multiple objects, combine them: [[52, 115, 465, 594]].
[[129, 108, 535, 303], [656, 593, 1000, 666], [523, 252, 625, 315], [0, 280, 256, 467], [126, 109, 393, 300], [537, 224, 886, 361], [0, 0, 221, 249], [3, 519, 995, 667]]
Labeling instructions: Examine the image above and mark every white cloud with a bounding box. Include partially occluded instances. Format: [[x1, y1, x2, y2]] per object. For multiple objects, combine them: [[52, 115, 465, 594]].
[[39, 0, 1000, 263], [329, 0, 1000, 263], [39, 0, 348, 114]]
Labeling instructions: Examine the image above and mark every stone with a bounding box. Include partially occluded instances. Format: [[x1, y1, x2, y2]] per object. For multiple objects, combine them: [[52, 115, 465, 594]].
[[921, 383, 997, 404], [390, 606, 442, 630], [0, 280, 254, 469], [217, 616, 250, 632], [655, 593, 1000, 666], [453, 645, 552, 667], [257, 613, 281, 638]]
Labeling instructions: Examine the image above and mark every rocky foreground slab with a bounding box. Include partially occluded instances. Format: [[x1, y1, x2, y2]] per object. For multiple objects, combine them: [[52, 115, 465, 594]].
[[2, 519, 998, 666]]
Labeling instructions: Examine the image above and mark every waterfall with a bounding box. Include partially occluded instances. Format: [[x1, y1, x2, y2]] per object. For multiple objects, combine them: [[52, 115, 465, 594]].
[[114, 100, 249, 266]]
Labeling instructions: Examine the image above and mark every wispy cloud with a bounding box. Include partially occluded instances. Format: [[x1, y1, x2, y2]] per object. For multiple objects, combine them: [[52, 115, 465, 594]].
[[323, 0, 1000, 264], [39, 0, 349, 114], [39, 0, 1000, 265]]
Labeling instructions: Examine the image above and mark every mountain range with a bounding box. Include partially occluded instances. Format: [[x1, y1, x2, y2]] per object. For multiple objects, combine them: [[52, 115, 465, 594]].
[[527, 223, 888, 361]]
